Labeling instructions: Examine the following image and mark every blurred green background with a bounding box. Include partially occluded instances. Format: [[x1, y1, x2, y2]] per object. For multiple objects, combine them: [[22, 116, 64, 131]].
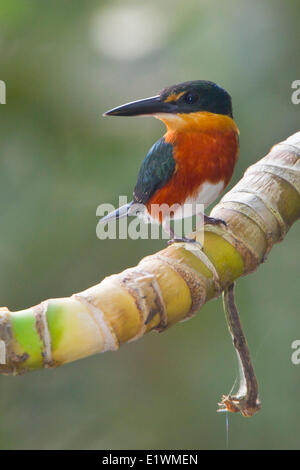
[[0, 0, 299, 450]]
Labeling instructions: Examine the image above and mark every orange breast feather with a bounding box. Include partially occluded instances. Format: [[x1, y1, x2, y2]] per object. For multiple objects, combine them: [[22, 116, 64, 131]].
[[146, 112, 239, 218]]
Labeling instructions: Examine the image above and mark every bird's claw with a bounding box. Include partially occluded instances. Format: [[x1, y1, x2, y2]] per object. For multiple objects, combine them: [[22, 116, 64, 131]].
[[204, 215, 227, 227], [167, 236, 197, 245]]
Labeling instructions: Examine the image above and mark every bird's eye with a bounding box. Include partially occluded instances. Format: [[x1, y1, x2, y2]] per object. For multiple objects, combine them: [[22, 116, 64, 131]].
[[184, 92, 199, 105]]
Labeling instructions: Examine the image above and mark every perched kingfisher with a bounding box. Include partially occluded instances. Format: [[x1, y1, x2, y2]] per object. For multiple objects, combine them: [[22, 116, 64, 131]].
[[101, 80, 239, 243]]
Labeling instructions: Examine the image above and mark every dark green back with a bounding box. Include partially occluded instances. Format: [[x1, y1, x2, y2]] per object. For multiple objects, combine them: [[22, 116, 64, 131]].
[[133, 137, 176, 205]]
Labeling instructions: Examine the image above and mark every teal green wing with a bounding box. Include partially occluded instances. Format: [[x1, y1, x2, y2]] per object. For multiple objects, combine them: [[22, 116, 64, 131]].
[[133, 137, 176, 205]]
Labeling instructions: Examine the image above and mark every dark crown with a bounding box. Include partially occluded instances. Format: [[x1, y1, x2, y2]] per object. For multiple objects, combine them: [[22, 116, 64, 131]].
[[160, 80, 233, 117]]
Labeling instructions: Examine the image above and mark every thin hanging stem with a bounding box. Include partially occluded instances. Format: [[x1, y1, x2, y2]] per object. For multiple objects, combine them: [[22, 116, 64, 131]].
[[218, 282, 261, 417]]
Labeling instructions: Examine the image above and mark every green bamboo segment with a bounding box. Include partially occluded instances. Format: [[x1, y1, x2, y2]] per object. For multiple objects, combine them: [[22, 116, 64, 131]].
[[0, 131, 299, 375]]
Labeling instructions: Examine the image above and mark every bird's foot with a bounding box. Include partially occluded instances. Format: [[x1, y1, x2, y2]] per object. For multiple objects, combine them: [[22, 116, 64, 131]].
[[167, 236, 197, 245], [204, 215, 227, 227]]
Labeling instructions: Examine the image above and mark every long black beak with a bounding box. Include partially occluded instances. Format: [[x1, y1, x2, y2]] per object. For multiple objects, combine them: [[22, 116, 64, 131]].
[[103, 95, 177, 117]]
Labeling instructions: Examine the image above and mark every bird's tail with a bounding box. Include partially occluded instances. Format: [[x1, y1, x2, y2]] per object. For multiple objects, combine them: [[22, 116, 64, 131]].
[[99, 201, 133, 224]]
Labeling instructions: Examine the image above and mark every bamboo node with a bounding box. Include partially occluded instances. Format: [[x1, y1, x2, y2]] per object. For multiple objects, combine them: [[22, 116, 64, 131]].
[[34, 302, 54, 368], [73, 294, 119, 352], [151, 254, 207, 319]]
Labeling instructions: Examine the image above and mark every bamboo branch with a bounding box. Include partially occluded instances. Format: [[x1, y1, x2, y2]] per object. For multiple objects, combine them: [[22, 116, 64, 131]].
[[0, 132, 299, 376]]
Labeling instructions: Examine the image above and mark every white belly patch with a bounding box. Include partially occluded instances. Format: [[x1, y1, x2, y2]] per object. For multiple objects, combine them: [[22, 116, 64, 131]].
[[137, 181, 225, 223], [172, 181, 225, 219]]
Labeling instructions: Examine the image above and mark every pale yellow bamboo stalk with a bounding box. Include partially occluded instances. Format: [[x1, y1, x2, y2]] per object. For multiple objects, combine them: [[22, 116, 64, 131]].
[[0, 131, 299, 375]]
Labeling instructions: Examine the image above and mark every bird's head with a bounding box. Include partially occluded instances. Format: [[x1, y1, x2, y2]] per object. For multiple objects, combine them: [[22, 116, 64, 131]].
[[103, 81, 233, 124]]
